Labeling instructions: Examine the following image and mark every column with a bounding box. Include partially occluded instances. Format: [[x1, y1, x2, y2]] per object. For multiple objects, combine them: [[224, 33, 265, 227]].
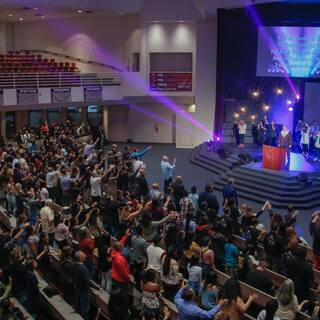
[[81, 106, 88, 123], [102, 106, 108, 139], [0, 111, 6, 137]]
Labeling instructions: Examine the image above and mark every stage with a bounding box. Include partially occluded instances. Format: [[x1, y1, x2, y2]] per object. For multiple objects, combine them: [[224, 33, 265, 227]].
[[189, 142, 320, 209]]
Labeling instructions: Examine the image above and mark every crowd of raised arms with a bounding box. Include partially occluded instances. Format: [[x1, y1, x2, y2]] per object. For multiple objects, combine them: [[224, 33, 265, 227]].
[[1, 121, 320, 320]]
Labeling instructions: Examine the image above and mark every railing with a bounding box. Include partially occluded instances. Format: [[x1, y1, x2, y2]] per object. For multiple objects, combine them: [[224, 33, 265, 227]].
[[0, 72, 121, 89]]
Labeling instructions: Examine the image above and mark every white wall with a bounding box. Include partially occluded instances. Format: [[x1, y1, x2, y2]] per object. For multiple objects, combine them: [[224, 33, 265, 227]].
[[13, 15, 141, 72], [108, 106, 129, 142]]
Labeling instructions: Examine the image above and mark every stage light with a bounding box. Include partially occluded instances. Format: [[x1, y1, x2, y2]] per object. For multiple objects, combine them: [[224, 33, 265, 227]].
[[276, 88, 283, 95], [19, 17, 23, 21], [288, 106, 293, 112], [250, 115, 257, 120], [240, 106, 246, 113], [296, 94, 300, 100], [216, 136, 221, 142], [287, 99, 293, 105], [234, 113, 240, 118], [77, 10, 83, 13], [263, 104, 270, 111], [252, 90, 259, 98]]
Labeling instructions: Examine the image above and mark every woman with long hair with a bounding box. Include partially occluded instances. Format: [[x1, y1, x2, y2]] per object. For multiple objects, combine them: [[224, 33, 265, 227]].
[[257, 299, 280, 320], [200, 270, 219, 310], [275, 279, 308, 320], [161, 247, 182, 301], [140, 268, 160, 320], [216, 278, 257, 320]]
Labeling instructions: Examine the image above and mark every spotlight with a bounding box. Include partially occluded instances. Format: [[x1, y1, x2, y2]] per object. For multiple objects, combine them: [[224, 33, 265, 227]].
[[263, 104, 270, 111], [240, 106, 246, 113], [252, 90, 259, 98], [77, 10, 83, 13], [276, 88, 283, 95], [8, 14, 13, 17], [216, 136, 221, 142], [234, 113, 240, 119], [296, 94, 300, 100], [287, 99, 292, 105], [250, 115, 257, 120], [19, 17, 23, 21], [288, 106, 293, 112]]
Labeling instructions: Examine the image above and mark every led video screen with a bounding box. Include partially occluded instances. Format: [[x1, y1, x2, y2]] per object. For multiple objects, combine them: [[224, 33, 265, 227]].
[[257, 26, 320, 78]]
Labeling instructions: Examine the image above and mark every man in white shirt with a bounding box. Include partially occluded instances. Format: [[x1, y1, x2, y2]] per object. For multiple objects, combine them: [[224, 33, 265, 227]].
[[40, 201, 55, 245], [84, 138, 99, 157], [147, 235, 165, 273], [46, 165, 59, 201], [133, 158, 146, 178]]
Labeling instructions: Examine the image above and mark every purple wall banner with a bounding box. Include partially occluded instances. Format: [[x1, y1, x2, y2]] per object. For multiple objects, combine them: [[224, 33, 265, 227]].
[[17, 88, 39, 105], [51, 88, 71, 104], [84, 87, 102, 102]]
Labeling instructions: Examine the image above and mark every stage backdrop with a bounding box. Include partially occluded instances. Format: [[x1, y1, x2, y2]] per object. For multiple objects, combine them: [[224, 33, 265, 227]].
[[304, 82, 320, 124]]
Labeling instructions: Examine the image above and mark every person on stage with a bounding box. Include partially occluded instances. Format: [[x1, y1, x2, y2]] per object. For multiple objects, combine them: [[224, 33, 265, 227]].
[[314, 130, 320, 162], [278, 125, 292, 170], [300, 123, 310, 157], [267, 120, 277, 146], [257, 120, 266, 146], [238, 120, 247, 148]]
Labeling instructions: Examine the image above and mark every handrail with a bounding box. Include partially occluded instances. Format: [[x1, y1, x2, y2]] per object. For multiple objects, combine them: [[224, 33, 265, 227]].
[[0, 72, 121, 89], [21, 49, 124, 72]]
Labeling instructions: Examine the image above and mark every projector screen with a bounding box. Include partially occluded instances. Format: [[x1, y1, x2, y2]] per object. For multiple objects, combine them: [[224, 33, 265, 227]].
[[257, 26, 320, 78]]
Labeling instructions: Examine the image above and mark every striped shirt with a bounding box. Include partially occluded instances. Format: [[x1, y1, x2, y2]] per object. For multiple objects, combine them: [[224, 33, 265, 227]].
[[131, 235, 149, 263]]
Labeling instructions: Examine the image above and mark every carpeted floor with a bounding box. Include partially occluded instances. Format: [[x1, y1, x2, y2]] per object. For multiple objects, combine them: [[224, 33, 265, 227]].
[[108, 142, 314, 244]]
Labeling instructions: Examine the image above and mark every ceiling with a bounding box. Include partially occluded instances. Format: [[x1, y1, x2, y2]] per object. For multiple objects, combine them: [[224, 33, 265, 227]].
[[0, 0, 285, 22]]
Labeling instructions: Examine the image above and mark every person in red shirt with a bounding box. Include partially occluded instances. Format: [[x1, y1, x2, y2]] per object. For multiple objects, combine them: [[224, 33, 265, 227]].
[[41, 121, 49, 136], [111, 241, 131, 305], [78, 227, 95, 277]]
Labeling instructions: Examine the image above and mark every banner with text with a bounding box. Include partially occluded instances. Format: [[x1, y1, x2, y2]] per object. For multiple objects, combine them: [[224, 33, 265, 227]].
[[150, 72, 192, 92], [51, 88, 71, 104], [17, 88, 39, 105], [84, 87, 102, 102]]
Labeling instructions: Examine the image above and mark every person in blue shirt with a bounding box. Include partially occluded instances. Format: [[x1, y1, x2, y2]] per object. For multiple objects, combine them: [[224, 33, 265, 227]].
[[224, 235, 239, 277], [131, 145, 152, 159], [222, 178, 238, 206], [160, 155, 176, 193], [174, 282, 227, 320]]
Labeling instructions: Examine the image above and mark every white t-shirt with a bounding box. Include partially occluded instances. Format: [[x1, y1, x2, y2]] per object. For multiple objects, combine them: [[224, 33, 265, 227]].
[[239, 123, 247, 134], [133, 160, 145, 177], [147, 244, 165, 272], [257, 310, 281, 320], [46, 171, 58, 188], [90, 176, 102, 197]]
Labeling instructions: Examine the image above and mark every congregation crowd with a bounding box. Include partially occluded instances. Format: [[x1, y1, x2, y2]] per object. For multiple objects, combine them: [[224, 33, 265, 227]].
[[0, 121, 320, 320]]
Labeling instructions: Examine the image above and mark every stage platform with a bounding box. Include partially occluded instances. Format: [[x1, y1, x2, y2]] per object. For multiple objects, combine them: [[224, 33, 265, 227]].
[[189, 143, 320, 210]]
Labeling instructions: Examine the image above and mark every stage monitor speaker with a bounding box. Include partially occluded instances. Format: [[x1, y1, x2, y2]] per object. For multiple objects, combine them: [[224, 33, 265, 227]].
[[216, 148, 226, 158], [239, 153, 253, 163]]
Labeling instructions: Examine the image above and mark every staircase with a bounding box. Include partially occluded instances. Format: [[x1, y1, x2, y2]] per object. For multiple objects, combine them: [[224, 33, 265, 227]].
[[190, 143, 320, 210]]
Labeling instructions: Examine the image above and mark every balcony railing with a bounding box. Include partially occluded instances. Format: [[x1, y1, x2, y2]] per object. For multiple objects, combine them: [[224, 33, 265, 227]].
[[0, 72, 121, 89]]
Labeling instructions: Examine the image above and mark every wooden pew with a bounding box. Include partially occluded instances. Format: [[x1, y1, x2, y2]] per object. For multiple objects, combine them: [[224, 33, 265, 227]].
[[10, 297, 33, 320], [35, 271, 84, 320]]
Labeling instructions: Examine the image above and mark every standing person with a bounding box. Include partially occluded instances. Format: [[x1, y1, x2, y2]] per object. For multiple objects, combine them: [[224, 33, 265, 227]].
[[188, 186, 199, 214], [147, 235, 165, 273], [161, 155, 176, 194], [278, 125, 292, 170], [222, 178, 238, 206], [198, 184, 219, 214], [111, 242, 131, 306], [309, 210, 320, 270], [238, 120, 247, 148], [275, 279, 309, 320], [314, 130, 320, 162], [73, 251, 91, 320], [267, 120, 278, 146], [187, 254, 202, 296], [224, 235, 239, 277], [286, 246, 314, 303], [258, 120, 267, 146], [263, 223, 284, 273], [232, 121, 240, 146], [300, 124, 310, 157]]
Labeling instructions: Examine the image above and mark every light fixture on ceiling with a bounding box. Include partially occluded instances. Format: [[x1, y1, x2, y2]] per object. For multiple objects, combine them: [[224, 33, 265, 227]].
[[118, 11, 123, 15], [41, 15, 45, 19], [19, 17, 23, 21], [8, 14, 13, 17], [33, 7, 38, 10], [77, 10, 83, 13]]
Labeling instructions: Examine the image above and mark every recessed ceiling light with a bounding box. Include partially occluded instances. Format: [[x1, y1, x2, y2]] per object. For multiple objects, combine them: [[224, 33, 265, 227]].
[[41, 15, 45, 19], [118, 11, 123, 15], [19, 17, 23, 21], [8, 14, 13, 17], [33, 7, 38, 10], [77, 10, 83, 13]]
